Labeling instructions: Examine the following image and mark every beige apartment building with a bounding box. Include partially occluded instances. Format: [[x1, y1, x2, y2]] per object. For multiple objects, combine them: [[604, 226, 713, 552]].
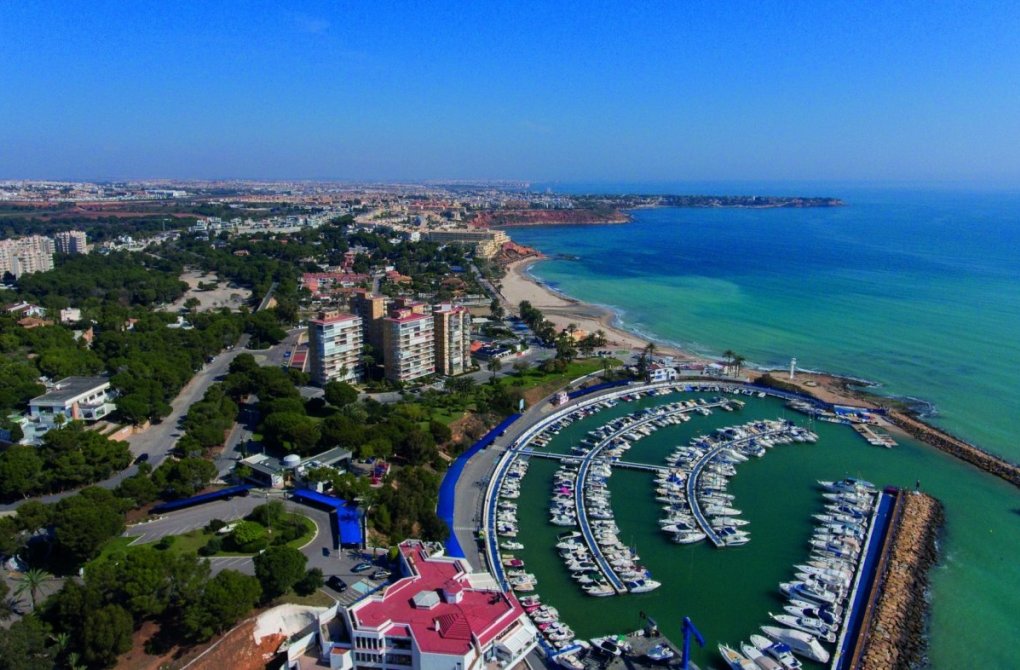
[[308, 311, 364, 385], [433, 303, 472, 376], [351, 290, 388, 352], [425, 228, 508, 258], [382, 300, 434, 383], [0, 235, 55, 278], [53, 230, 88, 254]]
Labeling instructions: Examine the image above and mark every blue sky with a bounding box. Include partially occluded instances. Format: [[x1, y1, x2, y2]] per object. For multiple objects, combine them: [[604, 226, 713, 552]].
[[2, 1, 1019, 184]]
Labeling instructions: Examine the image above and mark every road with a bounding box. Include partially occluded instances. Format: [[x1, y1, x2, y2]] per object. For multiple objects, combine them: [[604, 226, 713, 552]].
[[0, 331, 314, 511], [122, 492, 391, 599]]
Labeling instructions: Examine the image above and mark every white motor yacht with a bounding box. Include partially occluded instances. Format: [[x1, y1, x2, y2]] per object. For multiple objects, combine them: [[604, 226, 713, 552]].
[[760, 627, 830, 664]]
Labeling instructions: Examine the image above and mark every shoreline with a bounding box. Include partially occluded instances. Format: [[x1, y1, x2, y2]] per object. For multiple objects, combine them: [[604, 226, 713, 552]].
[[499, 257, 698, 361], [497, 256, 1020, 489]]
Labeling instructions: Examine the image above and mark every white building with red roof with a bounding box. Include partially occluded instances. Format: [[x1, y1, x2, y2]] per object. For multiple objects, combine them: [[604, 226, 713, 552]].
[[339, 540, 538, 670]]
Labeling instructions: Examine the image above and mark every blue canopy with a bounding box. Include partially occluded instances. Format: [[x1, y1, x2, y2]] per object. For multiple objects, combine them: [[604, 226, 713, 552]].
[[291, 489, 363, 546], [151, 485, 252, 514]]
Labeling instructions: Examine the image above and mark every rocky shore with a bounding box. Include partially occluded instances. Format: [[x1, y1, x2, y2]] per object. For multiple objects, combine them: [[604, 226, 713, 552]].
[[856, 492, 944, 670]]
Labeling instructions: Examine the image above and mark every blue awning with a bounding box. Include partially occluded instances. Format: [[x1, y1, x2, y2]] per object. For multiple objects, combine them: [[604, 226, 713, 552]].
[[292, 489, 363, 546], [151, 485, 252, 514]]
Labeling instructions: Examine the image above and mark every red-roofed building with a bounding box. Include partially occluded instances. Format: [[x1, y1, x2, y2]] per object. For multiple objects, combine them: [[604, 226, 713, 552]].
[[339, 540, 537, 670], [303, 272, 371, 298]]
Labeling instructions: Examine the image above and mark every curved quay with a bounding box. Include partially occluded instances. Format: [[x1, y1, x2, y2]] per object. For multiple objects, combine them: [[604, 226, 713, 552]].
[[575, 400, 734, 593], [685, 425, 795, 547], [481, 380, 826, 595]]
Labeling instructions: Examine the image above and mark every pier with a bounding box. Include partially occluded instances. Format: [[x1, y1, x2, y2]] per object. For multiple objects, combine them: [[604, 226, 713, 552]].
[[574, 401, 733, 593], [829, 490, 894, 669], [685, 428, 795, 547], [519, 449, 670, 472]]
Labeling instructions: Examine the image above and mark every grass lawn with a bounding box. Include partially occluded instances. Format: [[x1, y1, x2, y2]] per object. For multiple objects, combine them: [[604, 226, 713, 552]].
[[501, 358, 620, 394], [274, 590, 336, 607]]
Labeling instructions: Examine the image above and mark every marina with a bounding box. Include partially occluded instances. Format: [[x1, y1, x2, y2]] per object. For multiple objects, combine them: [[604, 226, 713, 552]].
[[467, 380, 981, 668]]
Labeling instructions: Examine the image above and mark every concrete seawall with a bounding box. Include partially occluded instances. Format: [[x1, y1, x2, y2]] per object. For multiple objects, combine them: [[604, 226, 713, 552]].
[[888, 411, 1020, 488], [854, 492, 944, 670]]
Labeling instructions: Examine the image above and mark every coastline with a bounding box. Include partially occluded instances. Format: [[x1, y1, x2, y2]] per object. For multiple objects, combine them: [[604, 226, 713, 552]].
[[499, 257, 696, 360], [497, 256, 1020, 489]]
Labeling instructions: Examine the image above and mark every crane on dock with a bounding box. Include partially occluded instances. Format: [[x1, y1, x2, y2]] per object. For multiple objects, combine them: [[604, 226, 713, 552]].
[[680, 616, 705, 670]]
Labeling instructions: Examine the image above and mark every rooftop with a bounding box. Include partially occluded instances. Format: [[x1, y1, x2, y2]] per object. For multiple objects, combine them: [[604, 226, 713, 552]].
[[31, 376, 110, 405], [351, 541, 525, 656]]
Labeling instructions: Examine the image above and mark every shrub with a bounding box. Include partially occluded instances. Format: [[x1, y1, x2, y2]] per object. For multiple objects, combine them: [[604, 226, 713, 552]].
[[156, 536, 176, 551], [294, 568, 324, 596], [198, 537, 222, 556]]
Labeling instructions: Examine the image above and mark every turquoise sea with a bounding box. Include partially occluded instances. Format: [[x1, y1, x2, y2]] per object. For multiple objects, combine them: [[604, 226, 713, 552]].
[[506, 188, 1020, 669]]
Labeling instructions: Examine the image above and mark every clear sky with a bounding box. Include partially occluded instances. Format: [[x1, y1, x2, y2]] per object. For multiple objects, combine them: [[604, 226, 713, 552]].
[[2, 1, 1019, 184]]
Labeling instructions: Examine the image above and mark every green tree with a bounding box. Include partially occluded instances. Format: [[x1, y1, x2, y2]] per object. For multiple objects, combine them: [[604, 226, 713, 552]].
[[182, 570, 261, 641], [229, 520, 268, 553], [253, 546, 307, 600], [81, 604, 133, 667], [0, 615, 56, 670], [323, 380, 358, 408], [486, 357, 502, 382], [151, 457, 217, 499], [14, 501, 51, 533], [248, 501, 285, 529], [14, 568, 52, 611], [0, 446, 44, 499], [51, 487, 126, 565], [294, 568, 324, 596]]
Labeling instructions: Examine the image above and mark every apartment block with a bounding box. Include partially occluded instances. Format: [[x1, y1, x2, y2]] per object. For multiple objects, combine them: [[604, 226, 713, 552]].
[[382, 300, 434, 383], [433, 303, 472, 376], [425, 228, 509, 259], [53, 230, 88, 254], [351, 290, 389, 352], [309, 311, 364, 385], [0, 235, 55, 278]]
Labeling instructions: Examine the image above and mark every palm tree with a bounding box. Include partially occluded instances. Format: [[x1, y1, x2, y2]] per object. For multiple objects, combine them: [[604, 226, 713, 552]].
[[486, 358, 503, 382], [15, 568, 51, 611], [602, 357, 612, 380], [722, 349, 745, 377]]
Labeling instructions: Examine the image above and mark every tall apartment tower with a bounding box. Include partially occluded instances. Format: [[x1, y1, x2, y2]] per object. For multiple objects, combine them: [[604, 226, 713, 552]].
[[53, 230, 88, 254], [382, 300, 435, 383], [308, 311, 363, 386], [351, 290, 388, 352], [433, 303, 472, 376]]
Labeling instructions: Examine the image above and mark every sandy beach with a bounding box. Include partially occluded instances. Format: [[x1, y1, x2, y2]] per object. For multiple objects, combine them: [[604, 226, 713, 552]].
[[498, 258, 695, 359], [497, 258, 886, 406]]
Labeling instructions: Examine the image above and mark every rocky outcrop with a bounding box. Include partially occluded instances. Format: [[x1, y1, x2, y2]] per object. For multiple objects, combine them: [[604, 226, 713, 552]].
[[857, 492, 944, 670]]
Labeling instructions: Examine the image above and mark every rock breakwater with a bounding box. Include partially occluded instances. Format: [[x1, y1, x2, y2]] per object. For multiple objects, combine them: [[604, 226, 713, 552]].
[[856, 492, 944, 670]]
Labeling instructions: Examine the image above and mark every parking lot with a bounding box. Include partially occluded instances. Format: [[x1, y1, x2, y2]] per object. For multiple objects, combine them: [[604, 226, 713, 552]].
[[123, 493, 398, 601]]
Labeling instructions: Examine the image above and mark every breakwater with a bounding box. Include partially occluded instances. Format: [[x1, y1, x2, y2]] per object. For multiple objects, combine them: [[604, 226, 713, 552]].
[[854, 492, 944, 670], [888, 411, 1020, 488]]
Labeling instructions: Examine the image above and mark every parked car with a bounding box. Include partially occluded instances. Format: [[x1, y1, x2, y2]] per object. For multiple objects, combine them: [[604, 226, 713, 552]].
[[351, 561, 373, 573], [371, 570, 391, 581], [326, 576, 347, 592], [133, 453, 150, 464]]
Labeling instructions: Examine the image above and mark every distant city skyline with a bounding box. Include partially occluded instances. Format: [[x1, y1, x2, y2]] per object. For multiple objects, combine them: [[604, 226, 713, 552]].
[[2, 1, 1019, 185]]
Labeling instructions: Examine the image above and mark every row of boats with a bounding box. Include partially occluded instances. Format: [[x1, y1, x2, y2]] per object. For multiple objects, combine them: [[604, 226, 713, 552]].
[[659, 420, 819, 548], [718, 477, 878, 669]]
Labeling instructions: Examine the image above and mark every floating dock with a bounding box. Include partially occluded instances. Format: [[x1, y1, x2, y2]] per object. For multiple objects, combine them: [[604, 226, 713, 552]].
[[852, 423, 897, 448]]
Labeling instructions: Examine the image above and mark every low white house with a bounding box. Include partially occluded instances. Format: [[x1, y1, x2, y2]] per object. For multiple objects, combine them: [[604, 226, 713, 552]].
[[647, 362, 679, 383], [29, 376, 115, 426]]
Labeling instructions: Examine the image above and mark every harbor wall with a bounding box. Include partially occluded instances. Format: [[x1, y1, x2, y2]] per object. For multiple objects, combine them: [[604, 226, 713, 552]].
[[887, 411, 1020, 487], [854, 492, 944, 670]]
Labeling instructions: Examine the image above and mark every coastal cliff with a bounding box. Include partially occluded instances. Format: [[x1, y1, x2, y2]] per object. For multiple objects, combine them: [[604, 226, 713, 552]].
[[856, 492, 944, 670]]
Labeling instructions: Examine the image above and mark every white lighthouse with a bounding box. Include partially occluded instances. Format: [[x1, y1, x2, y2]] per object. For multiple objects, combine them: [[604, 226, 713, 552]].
[[789, 357, 797, 380]]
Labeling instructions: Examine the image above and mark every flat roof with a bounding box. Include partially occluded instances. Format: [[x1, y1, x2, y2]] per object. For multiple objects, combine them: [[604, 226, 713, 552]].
[[31, 376, 110, 405]]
